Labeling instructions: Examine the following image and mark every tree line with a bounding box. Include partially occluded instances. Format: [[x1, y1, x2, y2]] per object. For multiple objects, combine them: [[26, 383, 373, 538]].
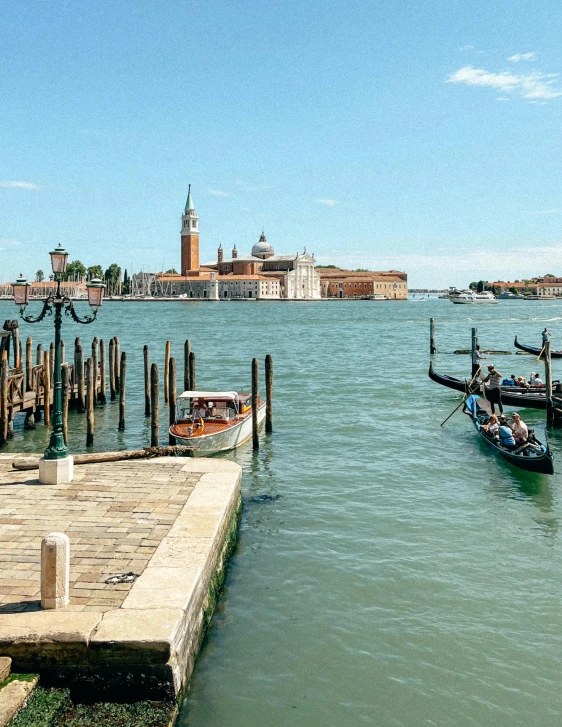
[[35, 262, 130, 295]]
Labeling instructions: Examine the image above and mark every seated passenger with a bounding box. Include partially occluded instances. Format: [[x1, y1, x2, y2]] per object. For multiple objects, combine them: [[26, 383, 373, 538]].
[[510, 412, 528, 444], [483, 414, 499, 437], [516, 376, 528, 388], [498, 418, 516, 447], [510, 375, 519, 387], [193, 399, 207, 418]]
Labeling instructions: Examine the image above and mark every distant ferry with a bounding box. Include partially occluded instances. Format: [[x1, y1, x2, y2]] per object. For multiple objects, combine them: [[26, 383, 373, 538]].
[[451, 291, 498, 304]]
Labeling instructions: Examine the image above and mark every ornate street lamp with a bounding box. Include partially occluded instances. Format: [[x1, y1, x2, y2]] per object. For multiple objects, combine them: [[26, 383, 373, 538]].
[[12, 248, 105, 483]]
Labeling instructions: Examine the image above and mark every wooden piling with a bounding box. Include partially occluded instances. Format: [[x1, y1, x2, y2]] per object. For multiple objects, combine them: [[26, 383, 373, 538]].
[[189, 351, 196, 391], [252, 357, 259, 450], [13, 326, 21, 370], [265, 354, 273, 433], [150, 363, 159, 447], [62, 363, 70, 445], [109, 338, 116, 401], [43, 349, 51, 427], [144, 345, 151, 416], [168, 357, 176, 445], [430, 318, 436, 355], [99, 339, 107, 405], [25, 337, 33, 391], [36, 343, 43, 366], [545, 340, 553, 425], [184, 339, 191, 391], [92, 337, 99, 407], [0, 358, 8, 445], [73, 338, 80, 386], [114, 337, 121, 393], [86, 358, 94, 446], [118, 352, 126, 431], [76, 343, 85, 414], [163, 340, 171, 404], [471, 327, 478, 378]]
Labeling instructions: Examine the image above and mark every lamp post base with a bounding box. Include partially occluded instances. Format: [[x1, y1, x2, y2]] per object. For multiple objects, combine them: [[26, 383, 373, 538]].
[[39, 456, 74, 485]]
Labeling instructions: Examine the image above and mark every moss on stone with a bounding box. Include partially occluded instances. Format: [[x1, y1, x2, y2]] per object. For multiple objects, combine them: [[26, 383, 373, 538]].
[[8, 687, 69, 727], [0, 673, 37, 690]]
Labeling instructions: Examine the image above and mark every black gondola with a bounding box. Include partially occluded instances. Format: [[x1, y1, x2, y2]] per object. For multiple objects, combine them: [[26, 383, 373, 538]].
[[463, 394, 554, 475], [514, 336, 562, 358], [428, 362, 550, 410]]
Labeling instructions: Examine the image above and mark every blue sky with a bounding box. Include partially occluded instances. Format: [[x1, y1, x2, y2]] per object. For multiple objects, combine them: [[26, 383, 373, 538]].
[[1, 0, 562, 288]]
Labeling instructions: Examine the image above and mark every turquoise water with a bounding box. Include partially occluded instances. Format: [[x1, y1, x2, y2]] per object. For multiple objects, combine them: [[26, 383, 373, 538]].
[[3, 298, 562, 726]]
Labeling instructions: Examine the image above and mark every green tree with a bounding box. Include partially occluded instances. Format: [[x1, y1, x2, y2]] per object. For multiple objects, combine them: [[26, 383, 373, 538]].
[[122, 269, 130, 294], [477, 280, 486, 293], [104, 264, 122, 295], [35, 270, 44, 282], [64, 260, 87, 281], [87, 265, 104, 280], [469, 282, 478, 290], [165, 268, 178, 274], [354, 268, 369, 272]]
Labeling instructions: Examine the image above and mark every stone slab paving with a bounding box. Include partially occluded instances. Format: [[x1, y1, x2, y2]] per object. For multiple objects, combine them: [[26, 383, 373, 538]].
[[0, 455, 242, 697]]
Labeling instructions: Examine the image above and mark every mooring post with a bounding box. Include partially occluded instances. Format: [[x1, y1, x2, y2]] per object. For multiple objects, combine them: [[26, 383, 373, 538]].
[[43, 349, 51, 427], [92, 337, 99, 407], [430, 318, 436, 355], [73, 337, 80, 386], [109, 338, 116, 401], [41, 532, 70, 610], [169, 356, 176, 445], [86, 358, 94, 446], [13, 326, 21, 370], [189, 351, 196, 391], [62, 363, 70, 445], [265, 353, 273, 433], [76, 342, 85, 414], [471, 327, 478, 378], [545, 340, 553, 425], [99, 339, 107, 405], [25, 337, 33, 391], [164, 340, 171, 404], [0, 359, 8, 445], [114, 337, 121, 394], [184, 339, 191, 391], [150, 362, 159, 447], [252, 357, 259, 450], [144, 345, 151, 416], [118, 351, 126, 431], [36, 343, 43, 366]]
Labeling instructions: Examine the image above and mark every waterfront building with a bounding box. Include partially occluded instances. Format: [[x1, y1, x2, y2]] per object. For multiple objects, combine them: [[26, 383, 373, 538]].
[[318, 268, 408, 299]]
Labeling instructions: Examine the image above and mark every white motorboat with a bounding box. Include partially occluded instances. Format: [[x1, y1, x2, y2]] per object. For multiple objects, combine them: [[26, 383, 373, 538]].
[[451, 291, 498, 304], [169, 390, 266, 455]]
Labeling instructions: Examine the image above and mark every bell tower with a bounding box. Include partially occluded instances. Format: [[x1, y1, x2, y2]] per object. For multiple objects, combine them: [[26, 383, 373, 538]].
[[181, 185, 199, 274]]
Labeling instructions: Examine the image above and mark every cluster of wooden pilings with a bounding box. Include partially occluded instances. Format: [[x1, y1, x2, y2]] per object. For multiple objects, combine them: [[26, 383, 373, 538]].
[[146, 341, 273, 450], [2, 327, 274, 451]]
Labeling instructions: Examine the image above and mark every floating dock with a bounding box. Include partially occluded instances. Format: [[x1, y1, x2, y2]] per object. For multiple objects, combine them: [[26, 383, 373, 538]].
[[0, 454, 241, 699]]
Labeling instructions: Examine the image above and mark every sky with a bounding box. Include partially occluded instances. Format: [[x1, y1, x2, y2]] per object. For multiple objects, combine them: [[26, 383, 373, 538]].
[[1, 0, 562, 288]]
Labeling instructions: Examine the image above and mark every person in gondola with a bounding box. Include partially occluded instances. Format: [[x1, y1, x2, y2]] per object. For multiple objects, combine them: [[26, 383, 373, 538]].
[[483, 414, 500, 439], [516, 376, 528, 388], [510, 412, 528, 444], [471, 345, 486, 378], [530, 371, 544, 386], [498, 417, 516, 447], [542, 328, 551, 344], [481, 364, 503, 414]]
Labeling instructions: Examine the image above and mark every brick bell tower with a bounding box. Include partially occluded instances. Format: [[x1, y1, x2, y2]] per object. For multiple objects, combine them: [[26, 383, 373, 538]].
[[181, 185, 199, 274]]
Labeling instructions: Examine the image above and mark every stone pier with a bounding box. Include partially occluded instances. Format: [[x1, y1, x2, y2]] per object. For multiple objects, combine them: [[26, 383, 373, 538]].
[[0, 454, 242, 699]]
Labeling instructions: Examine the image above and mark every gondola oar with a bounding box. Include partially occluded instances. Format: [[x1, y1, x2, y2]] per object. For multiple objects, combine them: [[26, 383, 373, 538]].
[[440, 366, 481, 427]]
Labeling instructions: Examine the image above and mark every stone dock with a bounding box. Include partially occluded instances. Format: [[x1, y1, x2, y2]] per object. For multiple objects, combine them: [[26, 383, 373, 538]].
[[0, 454, 242, 699]]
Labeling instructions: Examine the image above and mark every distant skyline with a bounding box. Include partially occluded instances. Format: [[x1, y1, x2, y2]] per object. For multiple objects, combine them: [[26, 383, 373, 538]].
[[1, 1, 562, 288]]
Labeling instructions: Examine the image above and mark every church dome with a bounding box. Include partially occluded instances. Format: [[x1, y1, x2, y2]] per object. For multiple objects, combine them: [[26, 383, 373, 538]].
[[251, 231, 275, 259]]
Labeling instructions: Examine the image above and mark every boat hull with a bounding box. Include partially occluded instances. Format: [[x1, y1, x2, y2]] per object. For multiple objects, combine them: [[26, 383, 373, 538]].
[[171, 402, 266, 455], [514, 336, 562, 359], [428, 363, 552, 410]]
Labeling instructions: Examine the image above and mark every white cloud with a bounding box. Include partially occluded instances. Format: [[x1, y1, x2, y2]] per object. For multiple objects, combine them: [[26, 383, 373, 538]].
[[446, 65, 562, 101], [0, 238, 22, 245], [315, 198, 338, 207], [508, 52, 536, 63], [530, 209, 562, 215], [0, 181, 40, 189], [208, 189, 232, 197], [496, 97, 510, 102], [460, 44, 474, 51]]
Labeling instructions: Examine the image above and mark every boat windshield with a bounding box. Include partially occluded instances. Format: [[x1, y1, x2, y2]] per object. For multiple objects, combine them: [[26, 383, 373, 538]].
[[176, 397, 238, 421]]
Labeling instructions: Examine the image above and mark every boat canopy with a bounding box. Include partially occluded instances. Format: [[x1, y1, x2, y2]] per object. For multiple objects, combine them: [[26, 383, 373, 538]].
[[177, 391, 239, 401]]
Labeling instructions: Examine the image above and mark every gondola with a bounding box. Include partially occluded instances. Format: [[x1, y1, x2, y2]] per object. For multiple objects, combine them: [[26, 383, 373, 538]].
[[428, 363, 550, 410], [514, 336, 562, 358], [463, 394, 554, 475]]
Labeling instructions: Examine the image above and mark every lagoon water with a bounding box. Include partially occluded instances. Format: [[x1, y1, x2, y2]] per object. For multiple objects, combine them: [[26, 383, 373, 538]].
[[3, 298, 562, 726]]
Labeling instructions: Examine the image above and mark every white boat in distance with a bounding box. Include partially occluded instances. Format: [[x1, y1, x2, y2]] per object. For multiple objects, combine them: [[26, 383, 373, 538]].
[[451, 291, 498, 304], [169, 390, 266, 455]]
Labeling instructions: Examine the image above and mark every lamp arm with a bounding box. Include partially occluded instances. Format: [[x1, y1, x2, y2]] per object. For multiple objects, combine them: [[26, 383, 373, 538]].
[[19, 297, 54, 323], [63, 299, 98, 325]]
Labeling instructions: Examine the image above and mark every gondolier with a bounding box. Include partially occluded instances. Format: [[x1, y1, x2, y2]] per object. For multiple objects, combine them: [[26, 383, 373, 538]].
[[471, 344, 486, 378], [481, 364, 503, 415]]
